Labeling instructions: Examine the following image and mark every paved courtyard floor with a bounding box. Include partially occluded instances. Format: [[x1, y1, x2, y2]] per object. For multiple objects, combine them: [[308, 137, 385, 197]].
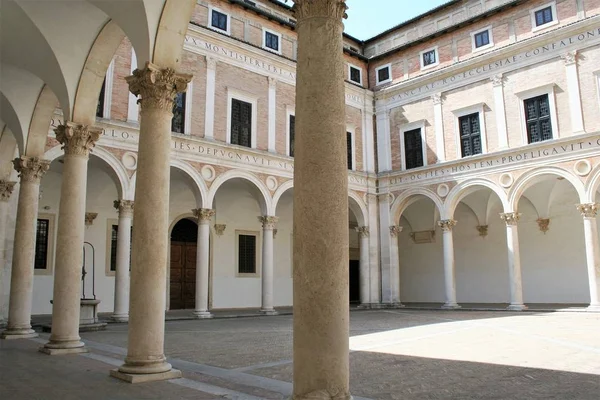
[[1, 309, 599, 399]]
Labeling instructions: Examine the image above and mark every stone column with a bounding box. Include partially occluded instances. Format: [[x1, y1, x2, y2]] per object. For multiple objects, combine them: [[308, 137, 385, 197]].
[[2, 159, 49, 340], [491, 74, 509, 149], [112, 200, 134, 322], [563, 51, 585, 135], [576, 204, 600, 311], [204, 57, 217, 140], [0, 180, 17, 330], [438, 219, 459, 309], [192, 208, 214, 319], [355, 226, 370, 306], [110, 63, 191, 383], [40, 125, 100, 354], [500, 212, 527, 310], [259, 216, 278, 315], [389, 225, 404, 307], [292, 1, 351, 398], [432, 93, 446, 162]]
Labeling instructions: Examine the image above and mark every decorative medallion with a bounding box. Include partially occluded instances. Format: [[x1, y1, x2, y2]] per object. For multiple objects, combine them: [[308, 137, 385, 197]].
[[437, 184, 450, 198], [121, 152, 138, 170], [266, 176, 279, 191], [573, 160, 592, 177], [499, 173, 514, 188], [201, 165, 216, 182]]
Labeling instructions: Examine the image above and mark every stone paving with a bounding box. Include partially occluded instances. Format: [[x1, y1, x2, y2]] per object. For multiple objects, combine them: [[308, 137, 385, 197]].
[[1, 309, 599, 399]]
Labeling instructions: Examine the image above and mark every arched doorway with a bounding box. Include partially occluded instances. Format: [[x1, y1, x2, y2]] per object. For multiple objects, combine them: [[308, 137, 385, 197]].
[[170, 218, 198, 310]]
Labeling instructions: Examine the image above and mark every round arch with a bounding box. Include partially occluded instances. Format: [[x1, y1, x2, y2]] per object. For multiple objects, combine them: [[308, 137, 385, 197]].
[[445, 178, 509, 217], [391, 187, 444, 223], [271, 180, 294, 215], [206, 170, 271, 215], [348, 191, 368, 227], [508, 166, 585, 210], [170, 159, 208, 208], [584, 163, 600, 203]]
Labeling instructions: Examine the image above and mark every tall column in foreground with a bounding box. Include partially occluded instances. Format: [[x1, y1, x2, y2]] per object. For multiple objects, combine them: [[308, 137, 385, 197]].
[[500, 212, 527, 310], [576, 204, 600, 311], [259, 216, 278, 315], [112, 200, 134, 322], [193, 208, 214, 319], [292, 1, 351, 398], [438, 219, 460, 309], [111, 63, 191, 383], [0, 180, 16, 329], [41, 124, 101, 354]]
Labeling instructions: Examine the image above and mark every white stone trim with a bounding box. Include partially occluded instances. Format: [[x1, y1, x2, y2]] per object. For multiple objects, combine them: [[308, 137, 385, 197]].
[[285, 106, 295, 157], [595, 71, 600, 113], [376, 107, 392, 171], [105, 218, 118, 277], [530, 1, 558, 33], [184, 80, 193, 135], [267, 78, 277, 152], [399, 120, 427, 171], [420, 46, 439, 70], [471, 25, 494, 53], [347, 125, 357, 171], [204, 57, 217, 140], [262, 27, 282, 55], [226, 88, 258, 149], [208, 6, 231, 36], [102, 59, 115, 119], [34, 213, 55, 276], [515, 84, 559, 144], [127, 48, 139, 123], [375, 63, 392, 86], [452, 103, 488, 157], [235, 230, 261, 278], [347, 63, 362, 86]]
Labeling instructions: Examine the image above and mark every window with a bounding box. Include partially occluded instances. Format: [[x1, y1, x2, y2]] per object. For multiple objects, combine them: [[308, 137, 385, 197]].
[[403, 128, 424, 170], [530, 3, 557, 31], [420, 47, 439, 69], [525, 94, 553, 143], [459, 113, 482, 157], [210, 8, 229, 34], [238, 234, 257, 274], [231, 99, 252, 147], [171, 92, 186, 134], [346, 131, 353, 170], [289, 114, 295, 157], [535, 6, 553, 26], [474, 31, 489, 48], [348, 65, 362, 85], [96, 78, 106, 118], [263, 29, 281, 53], [110, 225, 133, 272], [35, 219, 50, 270], [376, 64, 391, 85]]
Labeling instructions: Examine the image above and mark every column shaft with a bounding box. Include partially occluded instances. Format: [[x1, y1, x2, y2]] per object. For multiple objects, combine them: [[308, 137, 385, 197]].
[[268, 78, 277, 152], [389, 226, 403, 306], [439, 220, 459, 309], [0, 181, 15, 327], [355, 227, 370, 306], [193, 208, 214, 318], [259, 216, 278, 315], [577, 204, 600, 311], [501, 212, 526, 310], [112, 200, 133, 322], [375, 109, 392, 172]]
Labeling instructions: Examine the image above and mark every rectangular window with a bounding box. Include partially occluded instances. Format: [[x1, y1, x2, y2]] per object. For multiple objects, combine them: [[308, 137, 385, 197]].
[[289, 115, 295, 157], [376, 65, 390, 85], [211, 9, 228, 32], [238, 234, 256, 274], [35, 219, 50, 270], [265, 31, 279, 52], [171, 92, 186, 134], [404, 128, 424, 170], [474, 30, 490, 48], [421, 49, 437, 68], [346, 132, 353, 170], [349, 66, 361, 85], [524, 94, 553, 143], [535, 6, 553, 26], [96, 78, 106, 118], [459, 113, 482, 157], [231, 99, 252, 147]]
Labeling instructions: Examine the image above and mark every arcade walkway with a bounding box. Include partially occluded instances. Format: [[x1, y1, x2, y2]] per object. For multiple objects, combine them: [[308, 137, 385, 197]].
[[1, 310, 599, 399]]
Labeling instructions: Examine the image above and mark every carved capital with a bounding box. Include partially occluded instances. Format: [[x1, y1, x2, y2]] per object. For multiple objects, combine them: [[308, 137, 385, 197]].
[[500, 212, 521, 226], [259, 216, 279, 230], [214, 224, 226, 236], [389, 225, 403, 237], [438, 219, 457, 232], [293, 0, 348, 21], [491, 74, 505, 87], [193, 208, 215, 222], [13, 156, 51, 183], [355, 226, 369, 238], [577, 203, 599, 218], [365, 193, 377, 204], [205, 56, 217, 70], [0, 180, 17, 201], [125, 62, 192, 113], [85, 212, 98, 226], [431, 93, 443, 105], [537, 218, 550, 234], [562, 51, 577, 66], [476, 225, 488, 237], [268, 76, 277, 88], [114, 200, 134, 218], [54, 122, 102, 157]]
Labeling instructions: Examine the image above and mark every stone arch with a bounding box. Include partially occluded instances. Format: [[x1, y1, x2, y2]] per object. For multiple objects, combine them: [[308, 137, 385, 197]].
[[152, 0, 197, 68], [584, 163, 600, 203], [348, 191, 368, 227], [271, 180, 294, 215], [170, 159, 208, 208], [206, 170, 271, 215], [25, 85, 59, 157], [391, 187, 444, 223], [508, 167, 585, 210], [445, 178, 509, 217]]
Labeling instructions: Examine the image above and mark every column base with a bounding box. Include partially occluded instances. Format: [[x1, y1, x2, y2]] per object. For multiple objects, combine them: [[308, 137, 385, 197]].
[[40, 338, 86, 355], [1, 328, 38, 340], [260, 309, 278, 316], [192, 311, 213, 319], [39, 345, 88, 355], [110, 368, 182, 384], [290, 390, 353, 399], [586, 304, 600, 312], [441, 303, 461, 310], [507, 304, 528, 311], [111, 314, 129, 323]]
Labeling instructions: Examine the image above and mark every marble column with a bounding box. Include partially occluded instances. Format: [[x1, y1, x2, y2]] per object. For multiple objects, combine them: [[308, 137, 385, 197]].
[[0, 180, 17, 329], [438, 219, 460, 309], [259, 216, 278, 315], [389, 225, 404, 307], [355, 226, 370, 306], [576, 204, 600, 311], [500, 212, 527, 310], [40, 125, 100, 354], [112, 200, 134, 322], [111, 63, 191, 383], [292, 1, 351, 398], [2, 159, 50, 340], [192, 208, 214, 319]]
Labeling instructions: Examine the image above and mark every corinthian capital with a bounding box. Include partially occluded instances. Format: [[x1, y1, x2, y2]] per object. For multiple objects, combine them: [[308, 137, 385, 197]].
[[0, 180, 17, 201], [54, 122, 102, 157], [500, 212, 521, 226], [293, 0, 348, 20], [389, 225, 403, 237], [259, 216, 279, 230], [355, 226, 369, 238], [193, 208, 215, 222], [114, 200, 134, 217], [13, 156, 51, 183], [438, 219, 457, 232], [577, 203, 599, 218], [126, 62, 192, 113]]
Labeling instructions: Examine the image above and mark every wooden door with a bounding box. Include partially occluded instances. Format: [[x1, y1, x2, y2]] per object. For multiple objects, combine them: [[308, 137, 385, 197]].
[[170, 242, 197, 310]]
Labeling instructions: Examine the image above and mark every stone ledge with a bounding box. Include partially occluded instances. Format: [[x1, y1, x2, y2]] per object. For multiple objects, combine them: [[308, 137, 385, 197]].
[[39, 346, 88, 356], [0, 331, 38, 340], [110, 368, 182, 384]]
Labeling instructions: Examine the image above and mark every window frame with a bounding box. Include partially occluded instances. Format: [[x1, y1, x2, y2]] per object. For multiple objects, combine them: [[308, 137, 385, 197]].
[[452, 104, 488, 157], [346, 126, 356, 171], [348, 63, 363, 86], [471, 26, 494, 52], [226, 89, 258, 149], [375, 63, 392, 86], [286, 106, 295, 157], [106, 219, 134, 276], [34, 213, 55, 276], [235, 230, 261, 278], [399, 121, 427, 171], [530, 2, 558, 32], [419, 46, 439, 70], [208, 6, 231, 35], [262, 28, 282, 55], [516, 84, 558, 145]]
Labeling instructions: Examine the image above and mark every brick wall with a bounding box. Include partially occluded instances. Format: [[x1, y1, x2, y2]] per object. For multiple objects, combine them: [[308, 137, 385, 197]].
[[110, 38, 132, 122]]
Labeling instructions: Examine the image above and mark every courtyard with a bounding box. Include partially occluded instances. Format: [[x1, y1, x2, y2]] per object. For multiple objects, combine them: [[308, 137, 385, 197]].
[[1, 309, 599, 399]]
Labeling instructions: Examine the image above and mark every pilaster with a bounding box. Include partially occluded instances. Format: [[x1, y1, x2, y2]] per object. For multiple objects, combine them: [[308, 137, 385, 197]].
[[205, 57, 217, 140], [562, 51, 585, 134], [491, 74, 509, 149], [432, 93, 445, 162]]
